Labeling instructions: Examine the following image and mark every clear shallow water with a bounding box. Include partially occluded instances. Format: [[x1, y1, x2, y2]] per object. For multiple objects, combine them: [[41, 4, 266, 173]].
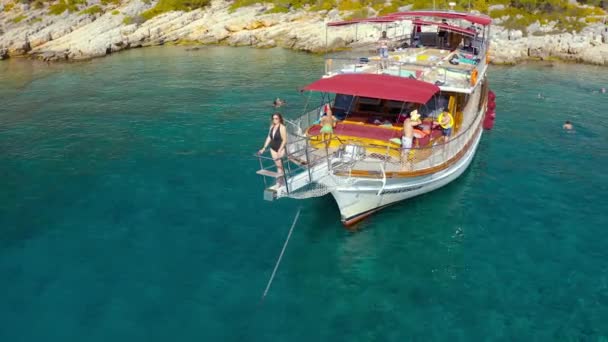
[[1, 47, 607, 341]]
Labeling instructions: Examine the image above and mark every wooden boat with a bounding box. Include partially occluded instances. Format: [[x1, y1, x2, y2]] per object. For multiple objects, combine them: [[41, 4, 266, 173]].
[[256, 10, 497, 226]]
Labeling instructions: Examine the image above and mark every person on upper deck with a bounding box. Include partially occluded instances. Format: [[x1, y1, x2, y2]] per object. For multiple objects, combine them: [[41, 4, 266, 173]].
[[438, 19, 448, 49], [378, 31, 390, 68], [259, 113, 288, 184]]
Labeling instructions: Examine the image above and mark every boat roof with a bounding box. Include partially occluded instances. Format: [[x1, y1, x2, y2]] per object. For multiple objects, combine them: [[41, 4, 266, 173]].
[[302, 74, 440, 104], [328, 10, 492, 27]]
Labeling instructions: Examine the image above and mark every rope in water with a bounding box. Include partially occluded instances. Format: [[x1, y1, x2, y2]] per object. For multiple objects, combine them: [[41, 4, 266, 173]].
[[261, 207, 301, 301]]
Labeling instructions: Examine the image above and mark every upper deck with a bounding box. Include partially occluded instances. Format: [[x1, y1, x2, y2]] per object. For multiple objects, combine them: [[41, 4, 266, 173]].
[[323, 11, 492, 93]]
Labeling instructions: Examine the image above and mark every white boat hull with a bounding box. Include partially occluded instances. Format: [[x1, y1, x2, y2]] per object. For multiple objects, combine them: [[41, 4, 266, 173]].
[[328, 125, 484, 225]]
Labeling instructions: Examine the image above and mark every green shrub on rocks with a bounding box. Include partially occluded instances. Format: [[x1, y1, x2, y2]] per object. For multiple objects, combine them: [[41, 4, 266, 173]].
[[122, 15, 145, 24], [112, 9, 120, 15], [141, 0, 211, 20], [309, 0, 335, 11], [49, 0, 87, 15], [490, 1, 606, 33], [266, 5, 290, 12], [336, 0, 362, 11], [12, 14, 27, 23], [4, 2, 15, 12], [32, 0, 44, 9], [229, 0, 261, 11], [80, 5, 103, 15]]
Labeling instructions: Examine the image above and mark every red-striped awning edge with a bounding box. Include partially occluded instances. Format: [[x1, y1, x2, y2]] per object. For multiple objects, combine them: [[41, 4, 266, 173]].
[[302, 74, 440, 104], [328, 10, 492, 27]]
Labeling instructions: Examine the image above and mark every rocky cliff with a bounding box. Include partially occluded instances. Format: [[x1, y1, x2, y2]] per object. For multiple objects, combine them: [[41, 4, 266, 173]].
[[1, 0, 607, 65]]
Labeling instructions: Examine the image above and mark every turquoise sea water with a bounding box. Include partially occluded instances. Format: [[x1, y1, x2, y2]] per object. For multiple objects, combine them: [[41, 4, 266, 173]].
[[1, 47, 607, 341]]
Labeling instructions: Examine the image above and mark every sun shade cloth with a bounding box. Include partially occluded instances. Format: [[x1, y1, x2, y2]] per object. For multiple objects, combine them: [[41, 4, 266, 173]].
[[303, 74, 440, 104], [328, 10, 492, 27]]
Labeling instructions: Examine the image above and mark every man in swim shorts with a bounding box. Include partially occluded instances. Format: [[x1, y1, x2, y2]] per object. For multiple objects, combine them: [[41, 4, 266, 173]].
[[402, 111, 422, 149], [400, 113, 422, 170], [320, 105, 336, 147]]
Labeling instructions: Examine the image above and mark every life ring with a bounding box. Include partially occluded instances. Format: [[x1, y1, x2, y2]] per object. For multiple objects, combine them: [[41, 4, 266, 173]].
[[470, 69, 478, 86], [437, 112, 454, 129]]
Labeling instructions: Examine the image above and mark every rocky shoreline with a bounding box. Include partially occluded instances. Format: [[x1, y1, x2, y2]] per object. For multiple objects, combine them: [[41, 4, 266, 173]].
[[1, 0, 608, 65]]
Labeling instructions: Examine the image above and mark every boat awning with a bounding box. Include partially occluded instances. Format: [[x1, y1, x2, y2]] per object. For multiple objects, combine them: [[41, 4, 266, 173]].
[[302, 74, 440, 104], [328, 10, 492, 27], [393, 11, 492, 26]]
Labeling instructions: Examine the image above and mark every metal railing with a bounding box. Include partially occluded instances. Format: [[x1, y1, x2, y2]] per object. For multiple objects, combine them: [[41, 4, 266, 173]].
[[256, 106, 483, 200], [326, 104, 484, 175], [285, 103, 325, 138], [324, 46, 488, 89], [287, 102, 482, 175], [257, 87, 485, 198], [255, 134, 330, 195], [325, 56, 481, 89]]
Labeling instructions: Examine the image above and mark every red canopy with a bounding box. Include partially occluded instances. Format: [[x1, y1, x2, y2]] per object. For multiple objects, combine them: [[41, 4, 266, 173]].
[[393, 11, 492, 26], [328, 10, 492, 27], [302, 74, 439, 104]]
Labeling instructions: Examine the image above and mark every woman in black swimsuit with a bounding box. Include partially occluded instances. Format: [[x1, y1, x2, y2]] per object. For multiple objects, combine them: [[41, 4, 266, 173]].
[[258, 113, 288, 183]]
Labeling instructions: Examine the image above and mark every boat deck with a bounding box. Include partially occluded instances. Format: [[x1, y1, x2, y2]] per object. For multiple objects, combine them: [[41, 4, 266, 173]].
[[301, 92, 482, 174], [325, 47, 485, 92]]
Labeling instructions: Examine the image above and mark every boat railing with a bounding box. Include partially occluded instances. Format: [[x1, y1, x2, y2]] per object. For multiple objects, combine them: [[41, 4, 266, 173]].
[[313, 104, 484, 177], [324, 57, 471, 89], [324, 51, 487, 89], [285, 104, 325, 138], [257, 100, 484, 196], [345, 34, 412, 53], [255, 132, 336, 198]]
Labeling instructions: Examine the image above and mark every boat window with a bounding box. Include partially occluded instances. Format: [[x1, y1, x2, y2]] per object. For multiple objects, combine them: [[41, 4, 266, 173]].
[[334, 94, 355, 110], [419, 32, 438, 47], [419, 94, 449, 118], [385, 100, 407, 115], [358, 97, 382, 105], [357, 97, 383, 113], [333, 94, 355, 120]]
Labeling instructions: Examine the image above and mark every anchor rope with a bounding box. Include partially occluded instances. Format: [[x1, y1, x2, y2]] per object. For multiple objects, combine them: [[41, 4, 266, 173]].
[[233, 207, 303, 342], [261, 206, 301, 301]]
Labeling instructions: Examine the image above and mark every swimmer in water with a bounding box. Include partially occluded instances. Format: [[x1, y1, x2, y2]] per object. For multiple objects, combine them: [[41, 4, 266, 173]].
[[272, 98, 285, 108], [601, 87, 606, 94], [563, 120, 573, 130]]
